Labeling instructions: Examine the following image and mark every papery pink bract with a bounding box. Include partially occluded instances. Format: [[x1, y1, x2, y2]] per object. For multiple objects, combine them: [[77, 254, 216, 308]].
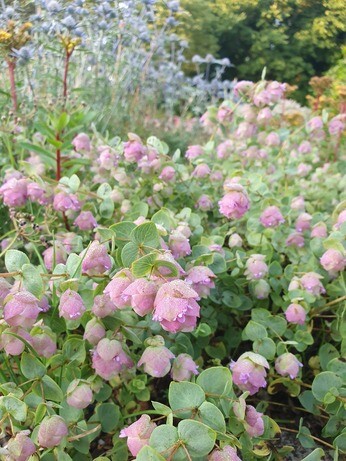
[[119, 414, 156, 456]]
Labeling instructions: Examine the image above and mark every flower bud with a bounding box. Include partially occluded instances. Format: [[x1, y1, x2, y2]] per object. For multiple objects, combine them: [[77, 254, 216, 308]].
[[311, 222, 327, 238], [252, 279, 270, 299], [244, 405, 264, 437], [185, 266, 216, 298], [245, 254, 268, 280], [228, 233, 243, 248], [275, 353, 303, 379], [81, 241, 112, 275], [122, 279, 157, 316], [320, 249, 345, 274], [74, 211, 98, 231], [0, 327, 32, 356], [209, 446, 242, 461], [4, 291, 40, 329], [91, 293, 116, 318], [66, 380, 93, 409], [300, 272, 325, 296], [219, 186, 250, 220], [6, 432, 36, 461], [159, 166, 175, 182], [72, 133, 91, 152], [185, 145, 203, 160], [260, 206, 285, 228], [295, 213, 312, 232], [59, 289, 86, 320], [230, 352, 269, 395], [38, 416, 68, 448], [285, 303, 306, 325], [53, 191, 81, 212], [43, 243, 67, 271], [0, 178, 28, 207], [138, 336, 175, 378], [119, 414, 156, 456], [104, 269, 134, 309], [83, 318, 106, 345], [171, 353, 199, 381], [169, 231, 191, 259], [92, 338, 133, 380]]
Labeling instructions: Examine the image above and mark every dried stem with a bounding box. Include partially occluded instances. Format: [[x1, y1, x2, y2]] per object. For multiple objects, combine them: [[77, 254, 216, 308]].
[[7, 60, 18, 112]]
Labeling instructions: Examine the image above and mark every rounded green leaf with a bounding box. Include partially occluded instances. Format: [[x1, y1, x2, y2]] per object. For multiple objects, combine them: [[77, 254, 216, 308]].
[[0, 396, 27, 421], [149, 425, 179, 458], [20, 352, 46, 379], [136, 446, 166, 461], [5, 249, 30, 272], [197, 401, 226, 433], [311, 371, 343, 402], [168, 382, 205, 419], [178, 419, 216, 457]]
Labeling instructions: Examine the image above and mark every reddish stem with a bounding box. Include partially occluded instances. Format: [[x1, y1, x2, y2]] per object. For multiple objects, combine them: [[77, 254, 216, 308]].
[[7, 60, 18, 112], [56, 132, 61, 181]]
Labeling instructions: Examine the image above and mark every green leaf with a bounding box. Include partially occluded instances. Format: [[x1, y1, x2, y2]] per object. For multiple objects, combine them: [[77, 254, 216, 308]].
[[136, 446, 166, 461], [131, 222, 160, 248], [20, 352, 46, 379], [99, 198, 114, 219], [253, 338, 276, 360], [97, 183, 112, 199], [66, 253, 82, 278], [244, 320, 268, 341], [0, 396, 27, 421], [300, 448, 325, 461], [34, 402, 47, 425], [168, 382, 205, 419], [177, 419, 216, 457], [39, 375, 64, 402], [111, 222, 136, 249], [334, 433, 346, 453], [22, 264, 44, 298], [5, 249, 30, 272], [62, 338, 86, 365], [97, 403, 121, 432], [121, 242, 141, 267], [131, 253, 158, 277], [311, 372, 343, 403], [149, 425, 181, 459], [152, 260, 178, 278], [151, 401, 172, 416], [55, 112, 70, 131], [18, 142, 55, 160], [151, 209, 174, 231], [197, 367, 233, 398], [197, 401, 226, 432]]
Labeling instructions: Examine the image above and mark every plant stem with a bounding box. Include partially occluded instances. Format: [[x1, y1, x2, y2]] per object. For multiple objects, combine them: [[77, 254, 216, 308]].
[[280, 426, 334, 450], [62, 50, 72, 106], [7, 60, 18, 112]]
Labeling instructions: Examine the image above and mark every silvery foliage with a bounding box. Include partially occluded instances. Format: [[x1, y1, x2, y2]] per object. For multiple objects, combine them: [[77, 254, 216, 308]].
[[0, 0, 232, 117]]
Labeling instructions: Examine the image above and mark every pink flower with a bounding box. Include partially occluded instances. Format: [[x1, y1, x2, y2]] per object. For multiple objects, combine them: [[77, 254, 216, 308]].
[[0, 178, 28, 207], [230, 352, 269, 395], [159, 166, 175, 182], [219, 186, 250, 220], [295, 213, 312, 232], [265, 132, 280, 147], [43, 244, 67, 271], [185, 145, 204, 160], [209, 446, 242, 461], [123, 140, 146, 162], [153, 280, 200, 333], [91, 293, 116, 318], [169, 231, 191, 259], [311, 222, 327, 238], [235, 122, 257, 139], [72, 133, 91, 152], [217, 105, 233, 123], [185, 266, 216, 298], [228, 233, 243, 248], [300, 272, 325, 296], [31, 326, 57, 358], [138, 336, 175, 377], [275, 353, 303, 379], [81, 241, 112, 275], [196, 194, 213, 211], [286, 232, 305, 248], [260, 206, 285, 228], [83, 318, 106, 345], [244, 405, 264, 437], [307, 116, 323, 131], [4, 291, 40, 329], [27, 182, 49, 205], [233, 80, 254, 98], [171, 353, 199, 381], [291, 196, 305, 211], [122, 279, 157, 316], [285, 303, 306, 325], [6, 432, 36, 461], [0, 278, 12, 307], [217, 140, 234, 159], [328, 115, 345, 136], [192, 163, 211, 178], [119, 415, 156, 456], [0, 327, 32, 356], [74, 211, 98, 231], [320, 249, 346, 274], [104, 270, 134, 308], [59, 289, 86, 320], [53, 192, 81, 212], [245, 254, 268, 280], [298, 141, 312, 154], [92, 338, 133, 380], [335, 210, 346, 230], [66, 380, 93, 409], [253, 279, 270, 299], [38, 416, 68, 448], [265, 81, 286, 102], [257, 107, 272, 123]]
